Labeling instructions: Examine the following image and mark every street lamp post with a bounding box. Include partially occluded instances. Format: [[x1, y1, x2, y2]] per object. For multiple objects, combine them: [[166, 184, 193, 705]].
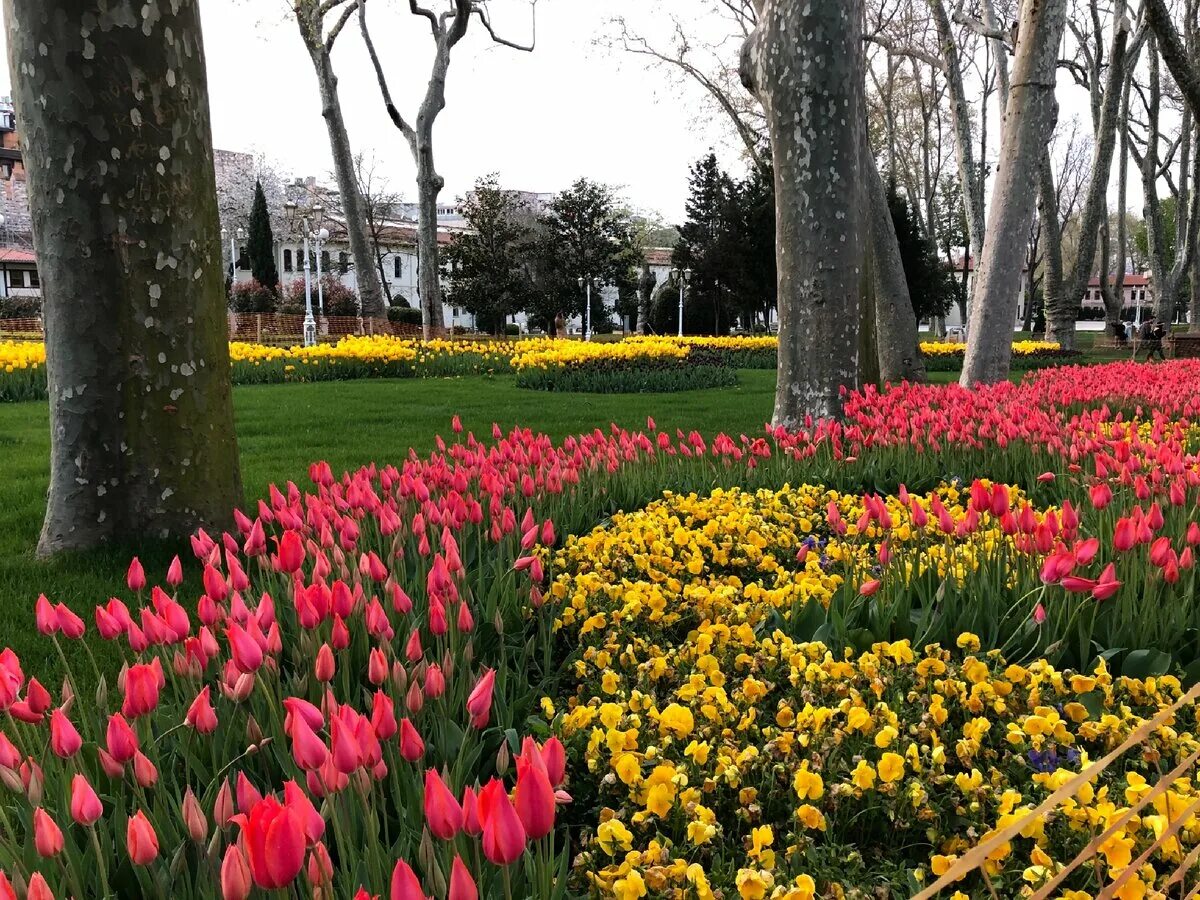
[[312, 206, 326, 314], [221, 227, 246, 285], [670, 267, 693, 337], [284, 201, 318, 347], [577, 275, 601, 341]]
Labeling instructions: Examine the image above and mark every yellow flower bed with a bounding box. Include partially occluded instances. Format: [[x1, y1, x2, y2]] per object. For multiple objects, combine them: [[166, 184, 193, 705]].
[[628, 335, 779, 351], [0, 340, 44, 373], [511, 338, 689, 372], [546, 486, 1200, 899], [921, 340, 1062, 357]]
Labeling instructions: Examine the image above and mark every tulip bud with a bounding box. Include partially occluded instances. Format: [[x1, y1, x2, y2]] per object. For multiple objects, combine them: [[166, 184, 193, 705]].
[[182, 788, 208, 843], [213, 778, 234, 828], [391, 661, 408, 694], [221, 844, 252, 900], [496, 742, 510, 777], [246, 715, 263, 746], [0, 767, 20, 794], [405, 680, 424, 714], [132, 751, 158, 788]]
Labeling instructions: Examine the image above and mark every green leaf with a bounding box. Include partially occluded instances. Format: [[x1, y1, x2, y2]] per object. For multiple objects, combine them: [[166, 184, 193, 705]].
[[1078, 690, 1105, 720], [1121, 649, 1173, 679]]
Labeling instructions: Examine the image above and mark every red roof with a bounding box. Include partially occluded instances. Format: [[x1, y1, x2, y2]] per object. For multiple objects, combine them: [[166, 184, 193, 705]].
[[644, 248, 673, 267], [1087, 274, 1150, 287], [0, 248, 35, 264]]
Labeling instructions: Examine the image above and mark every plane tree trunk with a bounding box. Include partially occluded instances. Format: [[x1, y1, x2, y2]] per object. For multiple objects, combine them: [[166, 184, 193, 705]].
[[961, 0, 1067, 385], [741, 0, 866, 425], [5, 0, 243, 556]]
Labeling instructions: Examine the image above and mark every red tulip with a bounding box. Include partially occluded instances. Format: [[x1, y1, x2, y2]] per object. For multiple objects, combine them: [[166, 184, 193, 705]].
[[448, 856, 478, 900], [69, 774, 102, 826], [106, 712, 139, 763], [121, 663, 160, 718], [330, 714, 362, 774], [368, 648, 388, 686], [0, 871, 15, 900], [291, 714, 329, 771], [858, 579, 882, 597], [185, 686, 218, 734], [221, 844, 252, 900], [236, 771, 263, 814], [307, 842, 334, 887], [315, 643, 336, 683], [33, 808, 63, 857], [26, 874, 53, 900], [371, 690, 397, 741], [478, 778, 526, 865], [277, 531, 305, 573], [461, 785, 482, 835], [424, 769, 463, 840], [390, 859, 426, 900], [1113, 518, 1136, 552], [48, 709, 81, 758], [126, 810, 159, 865], [1092, 563, 1122, 601], [34, 595, 57, 636], [283, 779, 326, 846], [233, 796, 306, 889], [541, 737, 566, 787], [466, 669, 495, 730], [166, 555, 184, 587], [132, 751, 158, 788], [514, 744, 556, 839], [424, 664, 445, 699], [126, 557, 146, 592], [227, 623, 264, 674], [399, 718, 425, 762]]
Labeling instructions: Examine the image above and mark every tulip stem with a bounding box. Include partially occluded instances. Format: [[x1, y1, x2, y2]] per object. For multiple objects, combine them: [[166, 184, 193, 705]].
[[89, 825, 112, 898]]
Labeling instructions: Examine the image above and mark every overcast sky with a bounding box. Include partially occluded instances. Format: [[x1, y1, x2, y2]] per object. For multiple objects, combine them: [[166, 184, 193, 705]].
[[0, 2, 1164, 225], [4, 0, 748, 223]]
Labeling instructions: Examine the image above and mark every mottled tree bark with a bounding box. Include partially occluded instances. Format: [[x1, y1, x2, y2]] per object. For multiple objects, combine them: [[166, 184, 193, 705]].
[[295, 1, 386, 318], [929, 0, 985, 264], [961, 0, 1067, 386], [1037, 150, 1068, 343], [5, 0, 243, 556], [867, 152, 927, 384], [742, 0, 865, 425], [1046, 15, 1130, 350], [1100, 75, 1133, 335]]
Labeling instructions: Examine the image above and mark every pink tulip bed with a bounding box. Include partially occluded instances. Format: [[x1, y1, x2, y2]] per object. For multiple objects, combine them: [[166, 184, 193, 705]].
[[4, 360, 1200, 898]]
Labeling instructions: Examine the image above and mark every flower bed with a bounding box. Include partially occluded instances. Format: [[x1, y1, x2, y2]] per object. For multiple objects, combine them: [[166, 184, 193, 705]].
[[919, 339, 1078, 372], [0, 336, 1087, 401], [3, 360, 1200, 896]]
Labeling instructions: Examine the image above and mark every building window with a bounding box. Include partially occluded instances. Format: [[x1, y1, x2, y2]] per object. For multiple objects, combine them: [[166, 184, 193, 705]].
[[452, 307, 460, 317], [338, 252, 348, 274], [283, 249, 293, 272], [320, 250, 331, 272], [393, 256, 402, 279], [28, 269, 38, 288]]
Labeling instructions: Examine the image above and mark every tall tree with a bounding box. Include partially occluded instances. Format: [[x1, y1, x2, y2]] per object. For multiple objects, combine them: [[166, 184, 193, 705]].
[[529, 179, 638, 332], [742, 0, 867, 424], [1039, 7, 1134, 349], [886, 178, 955, 327], [6, 0, 243, 556], [961, 0, 1067, 386], [359, 0, 537, 340], [443, 176, 535, 333], [349, 153, 405, 307], [674, 153, 737, 334], [247, 180, 279, 291], [293, 0, 387, 318]]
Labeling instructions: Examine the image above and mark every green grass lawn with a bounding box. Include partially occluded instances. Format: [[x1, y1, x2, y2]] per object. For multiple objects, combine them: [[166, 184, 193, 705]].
[[0, 372, 777, 675]]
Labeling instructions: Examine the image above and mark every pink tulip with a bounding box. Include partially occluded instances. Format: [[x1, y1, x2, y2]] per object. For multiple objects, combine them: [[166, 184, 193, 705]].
[[185, 686, 218, 733], [121, 663, 160, 718], [221, 844, 252, 900], [48, 709, 81, 758], [466, 669, 495, 730], [182, 787, 208, 842], [478, 778, 526, 865], [126, 810, 159, 865], [315, 643, 335, 682], [448, 856, 478, 900], [69, 774, 103, 826], [390, 859, 426, 900], [424, 769, 463, 840], [232, 796, 306, 889], [399, 718, 425, 762], [106, 713, 139, 763], [33, 808, 63, 857]]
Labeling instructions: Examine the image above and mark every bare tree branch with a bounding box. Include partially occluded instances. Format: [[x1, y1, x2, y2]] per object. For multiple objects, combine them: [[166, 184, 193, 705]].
[[359, 0, 417, 146], [472, 1, 537, 52], [325, 0, 359, 52], [864, 33, 946, 69], [409, 0, 441, 35]]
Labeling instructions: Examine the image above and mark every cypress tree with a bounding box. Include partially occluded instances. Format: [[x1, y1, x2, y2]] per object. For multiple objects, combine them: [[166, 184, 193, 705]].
[[248, 180, 279, 291]]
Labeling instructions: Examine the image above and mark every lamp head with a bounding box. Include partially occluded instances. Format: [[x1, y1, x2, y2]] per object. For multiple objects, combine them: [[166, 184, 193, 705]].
[[318, 228, 330, 241], [577, 276, 584, 287]]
